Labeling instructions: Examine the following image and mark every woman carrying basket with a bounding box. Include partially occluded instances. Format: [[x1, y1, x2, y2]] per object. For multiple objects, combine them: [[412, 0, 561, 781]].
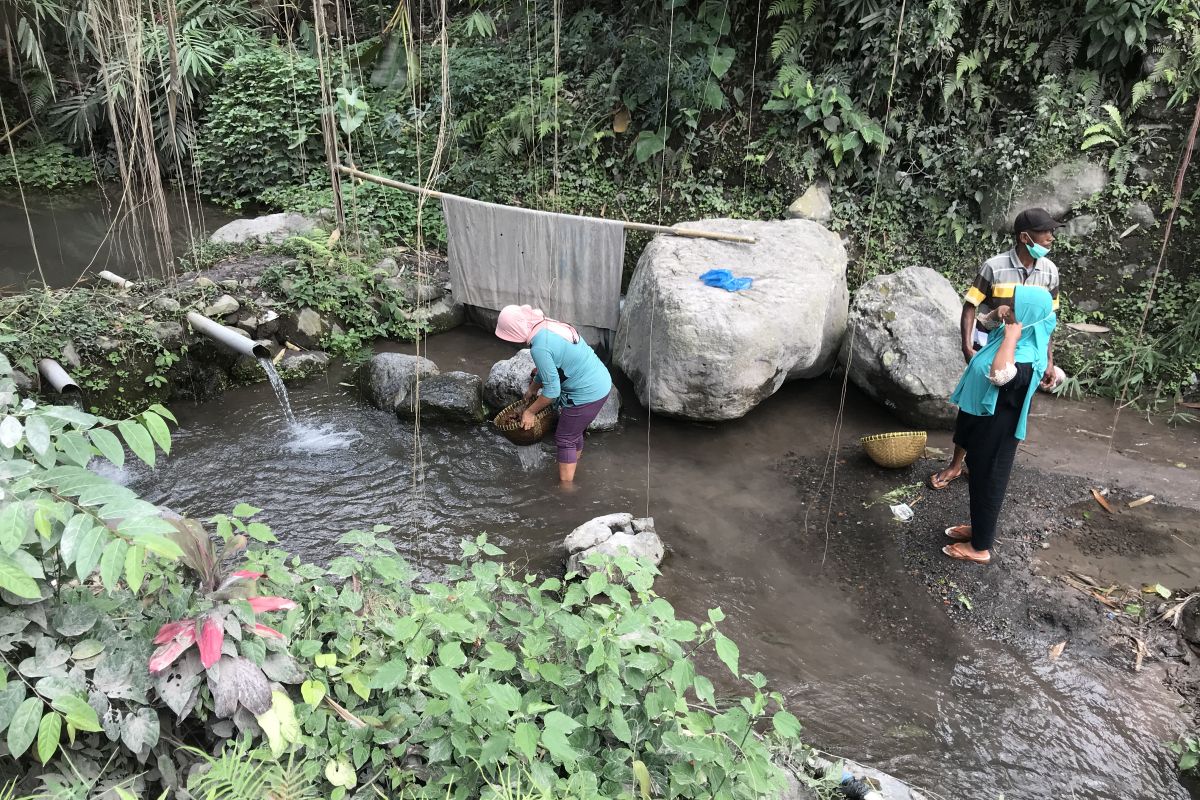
[[494, 305, 613, 484], [942, 285, 1057, 565]]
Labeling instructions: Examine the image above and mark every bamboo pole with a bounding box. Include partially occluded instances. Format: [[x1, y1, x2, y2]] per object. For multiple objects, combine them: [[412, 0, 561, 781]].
[[335, 165, 758, 244]]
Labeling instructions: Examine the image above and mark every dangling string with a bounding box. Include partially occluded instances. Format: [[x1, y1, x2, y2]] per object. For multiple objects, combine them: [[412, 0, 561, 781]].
[[806, 0, 907, 565]]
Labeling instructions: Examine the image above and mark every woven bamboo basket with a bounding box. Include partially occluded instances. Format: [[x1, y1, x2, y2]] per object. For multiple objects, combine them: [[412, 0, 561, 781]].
[[492, 399, 558, 446], [860, 431, 927, 469]]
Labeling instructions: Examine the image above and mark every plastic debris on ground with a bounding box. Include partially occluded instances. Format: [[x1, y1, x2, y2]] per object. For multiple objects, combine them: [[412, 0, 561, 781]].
[[699, 268, 753, 292], [890, 503, 914, 522]]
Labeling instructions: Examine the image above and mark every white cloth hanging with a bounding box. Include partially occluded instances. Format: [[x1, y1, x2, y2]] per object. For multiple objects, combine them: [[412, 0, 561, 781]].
[[441, 196, 625, 331]]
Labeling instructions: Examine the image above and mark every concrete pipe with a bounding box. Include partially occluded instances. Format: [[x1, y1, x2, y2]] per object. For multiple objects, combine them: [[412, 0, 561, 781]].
[[97, 270, 135, 290], [185, 312, 272, 359], [38, 359, 81, 393]]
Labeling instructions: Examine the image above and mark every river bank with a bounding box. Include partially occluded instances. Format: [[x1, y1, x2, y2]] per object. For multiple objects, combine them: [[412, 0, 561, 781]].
[[108, 326, 1200, 799]]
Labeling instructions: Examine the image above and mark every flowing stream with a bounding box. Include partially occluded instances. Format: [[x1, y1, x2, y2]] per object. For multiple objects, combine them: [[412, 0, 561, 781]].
[[117, 329, 1197, 800]]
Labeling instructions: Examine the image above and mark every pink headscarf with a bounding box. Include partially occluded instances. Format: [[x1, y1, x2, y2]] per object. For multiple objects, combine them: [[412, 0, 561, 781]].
[[495, 305, 579, 344]]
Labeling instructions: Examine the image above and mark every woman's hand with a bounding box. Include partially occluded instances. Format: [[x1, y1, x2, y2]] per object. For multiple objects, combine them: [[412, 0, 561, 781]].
[[519, 410, 537, 430], [1003, 320, 1023, 339]]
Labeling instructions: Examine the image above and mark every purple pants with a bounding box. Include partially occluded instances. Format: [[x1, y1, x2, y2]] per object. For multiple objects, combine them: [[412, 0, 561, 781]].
[[554, 396, 607, 463]]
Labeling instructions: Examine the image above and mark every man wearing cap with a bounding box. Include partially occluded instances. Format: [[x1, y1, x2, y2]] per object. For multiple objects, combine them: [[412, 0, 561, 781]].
[[928, 207, 1063, 490]]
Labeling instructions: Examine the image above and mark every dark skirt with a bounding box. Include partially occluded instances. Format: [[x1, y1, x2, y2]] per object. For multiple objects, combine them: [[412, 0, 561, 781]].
[[953, 363, 1034, 551]]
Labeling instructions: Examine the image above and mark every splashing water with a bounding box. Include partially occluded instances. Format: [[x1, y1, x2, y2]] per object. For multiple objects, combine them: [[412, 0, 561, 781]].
[[258, 357, 297, 425], [286, 422, 363, 453], [515, 445, 548, 470]]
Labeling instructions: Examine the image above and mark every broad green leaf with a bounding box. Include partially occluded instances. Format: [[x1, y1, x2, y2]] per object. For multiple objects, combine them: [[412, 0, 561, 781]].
[[39, 407, 97, 428], [714, 632, 740, 678], [7, 697, 42, 757], [609, 708, 631, 744], [117, 420, 155, 467], [24, 416, 51, 456], [232, 503, 262, 518], [633, 760, 652, 800], [488, 682, 520, 712], [141, 411, 171, 455], [428, 666, 461, 697], [50, 695, 102, 732], [634, 130, 666, 164], [99, 538, 128, 591], [147, 403, 176, 423], [130, 533, 182, 559], [772, 710, 802, 738], [124, 546, 146, 593], [693, 675, 716, 706], [541, 711, 580, 766], [368, 660, 408, 691], [244, 522, 275, 543], [438, 641, 466, 668], [36, 711, 61, 764], [0, 683, 28, 732], [73, 525, 107, 579], [708, 46, 734, 78], [70, 640, 104, 661], [56, 431, 92, 467], [481, 644, 516, 672], [514, 721, 539, 760], [300, 680, 326, 706], [115, 516, 176, 538], [0, 501, 29, 554], [88, 428, 124, 468], [59, 514, 90, 567], [325, 759, 357, 789], [1181, 750, 1200, 772], [0, 416, 23, 449], [0, 553, 40, 599], [314, 653, 337, 669]]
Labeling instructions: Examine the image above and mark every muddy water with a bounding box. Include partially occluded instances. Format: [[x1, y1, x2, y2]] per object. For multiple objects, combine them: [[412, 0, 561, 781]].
[[120, 328, 1193, 799], [0, 186, 236, 289]]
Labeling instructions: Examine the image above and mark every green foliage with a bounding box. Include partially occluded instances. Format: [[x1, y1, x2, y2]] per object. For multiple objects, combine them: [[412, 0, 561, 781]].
[[240, 529, 810, 800], [193, 47, 324, 207], [1058, 273, 1200, 413], [1170, 733, 1200, 773], [260, 233, 428, 357], [7, 0, 265, 161], [0, 142, 94, 190]]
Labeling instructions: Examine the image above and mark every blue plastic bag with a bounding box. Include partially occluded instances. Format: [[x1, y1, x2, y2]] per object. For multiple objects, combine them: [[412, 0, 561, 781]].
[[699, 268, 753, 292]]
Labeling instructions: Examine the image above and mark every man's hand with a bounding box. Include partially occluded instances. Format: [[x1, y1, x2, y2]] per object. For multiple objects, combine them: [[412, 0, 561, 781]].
[[962, 342, 975, 364], [995, 305, 1014, 324]]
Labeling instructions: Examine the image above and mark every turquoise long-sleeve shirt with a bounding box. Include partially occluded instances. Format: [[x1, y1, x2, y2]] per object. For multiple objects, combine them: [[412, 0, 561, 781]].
[[530, 329, 612, 406]]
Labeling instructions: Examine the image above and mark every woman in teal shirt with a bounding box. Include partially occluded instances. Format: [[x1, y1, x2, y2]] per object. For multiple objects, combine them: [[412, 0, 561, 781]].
[[495, 305, 613, 483]]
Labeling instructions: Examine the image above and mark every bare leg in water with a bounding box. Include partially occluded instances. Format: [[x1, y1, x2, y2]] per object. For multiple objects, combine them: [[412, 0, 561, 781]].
[[930, 446, 967, 489], [559, 459, 578, 483]]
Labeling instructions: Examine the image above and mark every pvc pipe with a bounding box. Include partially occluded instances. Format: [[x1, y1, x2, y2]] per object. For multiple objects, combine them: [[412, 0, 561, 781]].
[[97, 270, 135, 290], [38, 359, 80, 393], [186, 312, 271, 359]]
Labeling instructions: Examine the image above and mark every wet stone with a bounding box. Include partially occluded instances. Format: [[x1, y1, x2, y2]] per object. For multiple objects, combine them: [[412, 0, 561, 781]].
[[406, 371, 484, 423], [276, 351, 331, 383], [151, 296, 181, 314]]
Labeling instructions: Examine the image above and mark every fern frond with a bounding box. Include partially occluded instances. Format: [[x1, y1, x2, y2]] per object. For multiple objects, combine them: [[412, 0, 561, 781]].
[[770, 19, 804, 61], [1080, 133, 1117, 150], [1101, 103, 1124, 135], [767, 0, 801, 18]]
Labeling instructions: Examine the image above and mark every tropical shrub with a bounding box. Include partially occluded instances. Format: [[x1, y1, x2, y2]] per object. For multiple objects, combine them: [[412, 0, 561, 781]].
[[193, 47, 325, 206], [0, 142, 94, 189]]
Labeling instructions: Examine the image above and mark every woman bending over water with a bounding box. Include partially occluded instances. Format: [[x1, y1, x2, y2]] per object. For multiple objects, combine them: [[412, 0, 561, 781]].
[[494, 305, 613, 484]]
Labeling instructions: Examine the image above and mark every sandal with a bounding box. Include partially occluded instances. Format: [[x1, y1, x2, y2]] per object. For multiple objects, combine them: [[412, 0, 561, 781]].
[[944, 525, 972, 542], [942, 543, 991, 564], [927, 467, 967, 491]]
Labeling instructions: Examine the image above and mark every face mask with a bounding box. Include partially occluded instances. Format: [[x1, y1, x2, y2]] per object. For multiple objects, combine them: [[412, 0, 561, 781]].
[[1024, 237, 1050, 260]]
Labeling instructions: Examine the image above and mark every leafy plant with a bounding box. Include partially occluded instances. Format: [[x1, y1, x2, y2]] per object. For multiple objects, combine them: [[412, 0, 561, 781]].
[[193, 47, 324, 207], [1169, 734, 1200, 773], [0, 142, 95, 189]]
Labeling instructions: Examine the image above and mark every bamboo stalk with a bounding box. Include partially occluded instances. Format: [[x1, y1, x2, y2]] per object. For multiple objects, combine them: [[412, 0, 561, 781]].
[[335, 165, 758, 244], [0, 118, 33, 147]]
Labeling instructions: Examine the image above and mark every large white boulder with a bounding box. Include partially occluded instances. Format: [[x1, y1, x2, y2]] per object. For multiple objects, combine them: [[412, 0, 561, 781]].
[[841, 267, 963, 428], [209, 212, 320, 245], [614, 218, 848, 421]]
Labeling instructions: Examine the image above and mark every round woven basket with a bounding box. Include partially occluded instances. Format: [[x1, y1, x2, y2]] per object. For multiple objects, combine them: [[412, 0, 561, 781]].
[[492, 399, 558, 446], [860, 431, 927, 469]]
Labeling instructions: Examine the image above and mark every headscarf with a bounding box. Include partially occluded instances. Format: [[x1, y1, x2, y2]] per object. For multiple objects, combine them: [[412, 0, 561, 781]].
[[494, 305, 579, 345], [950, 285, 1057, 441]]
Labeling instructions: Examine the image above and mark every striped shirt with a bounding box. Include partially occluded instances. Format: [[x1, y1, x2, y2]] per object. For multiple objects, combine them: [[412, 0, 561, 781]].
[[964, 248, 1060, 315]]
